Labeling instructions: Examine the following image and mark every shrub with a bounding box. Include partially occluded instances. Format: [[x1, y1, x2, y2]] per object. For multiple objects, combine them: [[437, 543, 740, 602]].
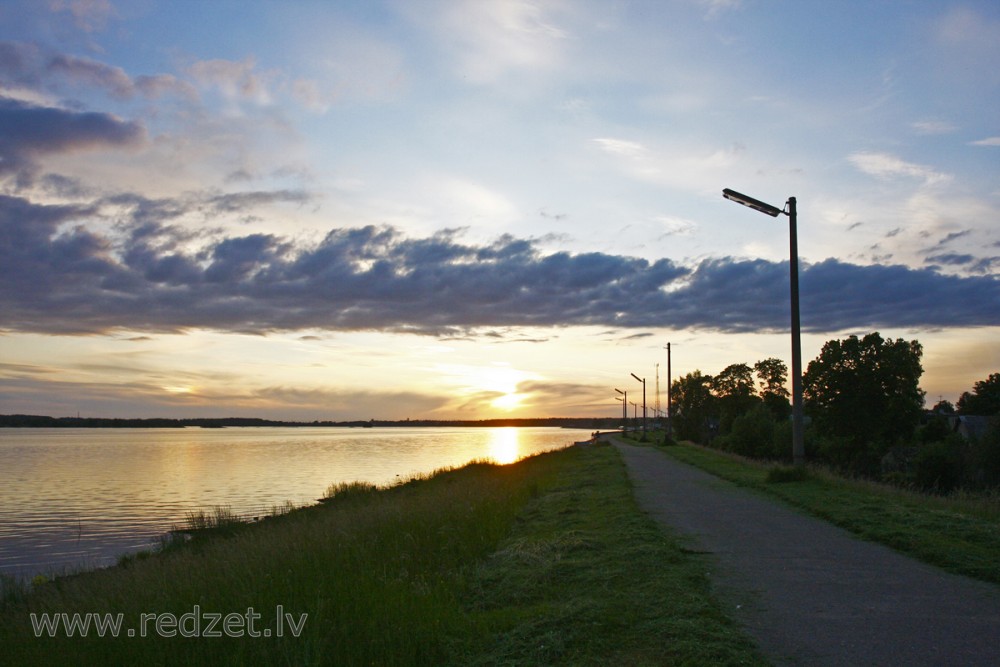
[[968, 418, 1000, 488], [914, 440, 964, 493], [813, 432, 885, 477], [322, 480, 381, 502], [766, 465, 810, 484], [183, 505, 243, 531], [919, 415, 952, 444], [722, 403, 778, 460]]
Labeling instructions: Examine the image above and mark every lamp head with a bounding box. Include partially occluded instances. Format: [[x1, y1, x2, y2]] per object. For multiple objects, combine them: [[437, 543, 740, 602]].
[[723, 188, 782, 217]]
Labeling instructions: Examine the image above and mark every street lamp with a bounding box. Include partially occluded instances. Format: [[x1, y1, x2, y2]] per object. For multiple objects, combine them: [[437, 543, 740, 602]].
[[614, 388, 626, 431], [665, 342, 673, 439], [722, 188, 804, 465], [630, 372, 647, 437]]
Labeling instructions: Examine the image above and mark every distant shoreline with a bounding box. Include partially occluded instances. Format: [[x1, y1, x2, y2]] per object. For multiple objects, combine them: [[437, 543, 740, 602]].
[[0, 414, 621, 430]]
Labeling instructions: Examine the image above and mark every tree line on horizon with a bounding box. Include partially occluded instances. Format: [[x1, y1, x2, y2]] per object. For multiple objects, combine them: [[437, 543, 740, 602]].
[[0, 415, 619, 430], [669, 332, 1000, 492]]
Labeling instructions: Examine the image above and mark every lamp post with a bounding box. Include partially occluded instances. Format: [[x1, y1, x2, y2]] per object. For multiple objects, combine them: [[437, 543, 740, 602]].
[[630, 372, 647, 437], [665, 342, 672, 439], [614, 388, 626, 431], [722, 188, 804, 465]]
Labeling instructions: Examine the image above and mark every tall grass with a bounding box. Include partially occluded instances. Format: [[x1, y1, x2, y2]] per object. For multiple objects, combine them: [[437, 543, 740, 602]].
[[1, 460, 532, 665]]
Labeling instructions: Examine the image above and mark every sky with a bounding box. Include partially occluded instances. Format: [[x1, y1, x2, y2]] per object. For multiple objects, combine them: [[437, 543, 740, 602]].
[[0, 0, 998, 421]]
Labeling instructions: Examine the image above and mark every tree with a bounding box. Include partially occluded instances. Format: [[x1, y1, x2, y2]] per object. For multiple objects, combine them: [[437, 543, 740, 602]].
[[931, 399, 955, 415], [712, 363, 757, 434], [719, 402, 780, 460], [803, 332, 925, 472], [670, 371, 716, 442], [957, 373, 1000, 416], [754, 357, 790, 420]]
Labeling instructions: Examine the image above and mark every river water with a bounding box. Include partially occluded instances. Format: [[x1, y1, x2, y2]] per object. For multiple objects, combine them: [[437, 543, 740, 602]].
[[0, 426, 591, 580]]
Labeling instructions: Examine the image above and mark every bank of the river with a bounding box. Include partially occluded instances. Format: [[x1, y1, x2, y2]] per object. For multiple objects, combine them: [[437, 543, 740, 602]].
[[0, 442, 765, 666]]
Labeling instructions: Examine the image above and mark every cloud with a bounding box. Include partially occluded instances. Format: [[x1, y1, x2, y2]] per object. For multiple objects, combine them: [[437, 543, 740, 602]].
[[0, 97, 146, 178], [415, 0, 569, 84], [970, 137, 1000, 147], [50, 0, 117, 33], [593, 136, 747, 194], [0, 367, 448, 420], [910, 120, 957, 135], [187, 57, 274, 105], [655, 215, 698, 237], [924, 253, 975, 267], [47, 54, 135, 98], [0, 41, 198, 103], [2, 193, 999, 337], [925, 230, 973, 251], [593, 137, 647, 159], [935, 7, 1000, 65], [514, 379, 613, 414], [0, 41, 43, 86], [699, 0, 742, 19], [848, 151, 951, 185]]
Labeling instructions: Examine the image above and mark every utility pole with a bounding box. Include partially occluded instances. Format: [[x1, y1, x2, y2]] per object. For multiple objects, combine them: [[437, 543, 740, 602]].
[[654, 363, 661, 422]]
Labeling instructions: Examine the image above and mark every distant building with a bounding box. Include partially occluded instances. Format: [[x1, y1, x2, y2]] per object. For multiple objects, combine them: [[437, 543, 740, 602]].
[[954, 415, 993, 441]]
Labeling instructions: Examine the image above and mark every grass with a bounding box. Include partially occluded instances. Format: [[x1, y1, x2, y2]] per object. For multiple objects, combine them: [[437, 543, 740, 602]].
[[0, 444, 765, 666], [650, 438, 1000, 586], [452, 443, 765, 666]]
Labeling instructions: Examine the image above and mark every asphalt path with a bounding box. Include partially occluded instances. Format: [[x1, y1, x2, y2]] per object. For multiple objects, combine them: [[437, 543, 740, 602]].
[[609, 437, 1000, 667]]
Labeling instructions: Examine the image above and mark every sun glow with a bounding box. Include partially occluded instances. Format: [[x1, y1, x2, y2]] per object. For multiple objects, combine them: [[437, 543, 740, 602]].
[[491, 391, 525, 411], [436, 361, 539, 415]]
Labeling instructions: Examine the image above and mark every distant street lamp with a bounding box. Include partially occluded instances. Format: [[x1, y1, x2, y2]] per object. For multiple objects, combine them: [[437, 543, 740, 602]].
[[723, 188, 804, 465], [614, 388, 626, 431], [630, 372, 647, 437], [665, 342, 673, 439]]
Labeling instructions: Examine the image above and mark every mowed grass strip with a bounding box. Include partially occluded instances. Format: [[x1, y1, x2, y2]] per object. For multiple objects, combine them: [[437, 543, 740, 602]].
[[657, 440, 1000, 586], [1, 444, 765, 666], [451, 442, 766, 666]]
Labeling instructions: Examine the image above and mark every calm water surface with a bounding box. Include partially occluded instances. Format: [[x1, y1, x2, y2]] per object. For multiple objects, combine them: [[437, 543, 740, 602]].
[[0, 426, 590, 580]]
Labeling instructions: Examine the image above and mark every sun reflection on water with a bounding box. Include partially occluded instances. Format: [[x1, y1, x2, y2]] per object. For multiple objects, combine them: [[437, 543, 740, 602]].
[[486, 427, 521, 465]]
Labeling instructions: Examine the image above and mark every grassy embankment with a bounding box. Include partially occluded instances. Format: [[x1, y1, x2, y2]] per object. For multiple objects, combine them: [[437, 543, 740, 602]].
[[0, 443, 766, 666], [626, 432, 1000, 586]]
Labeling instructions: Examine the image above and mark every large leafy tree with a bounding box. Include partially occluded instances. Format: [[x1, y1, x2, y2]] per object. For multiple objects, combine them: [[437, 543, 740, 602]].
[[712, 363, 758, 433], [670, 371, 716, 442], [957, 373, 1000, 416], [713, 363, 755, 400], [803, 332, 925, 465], [754, 357, 790, 420]]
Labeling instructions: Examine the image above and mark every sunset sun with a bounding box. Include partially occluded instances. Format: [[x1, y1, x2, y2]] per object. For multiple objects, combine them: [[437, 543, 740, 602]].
[[491, 391, 525, 412]]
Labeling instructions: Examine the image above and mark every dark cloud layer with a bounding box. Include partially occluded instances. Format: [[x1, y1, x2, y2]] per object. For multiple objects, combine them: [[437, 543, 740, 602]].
[[2, 194, 998, 337], [0, 97, 145, 178]]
